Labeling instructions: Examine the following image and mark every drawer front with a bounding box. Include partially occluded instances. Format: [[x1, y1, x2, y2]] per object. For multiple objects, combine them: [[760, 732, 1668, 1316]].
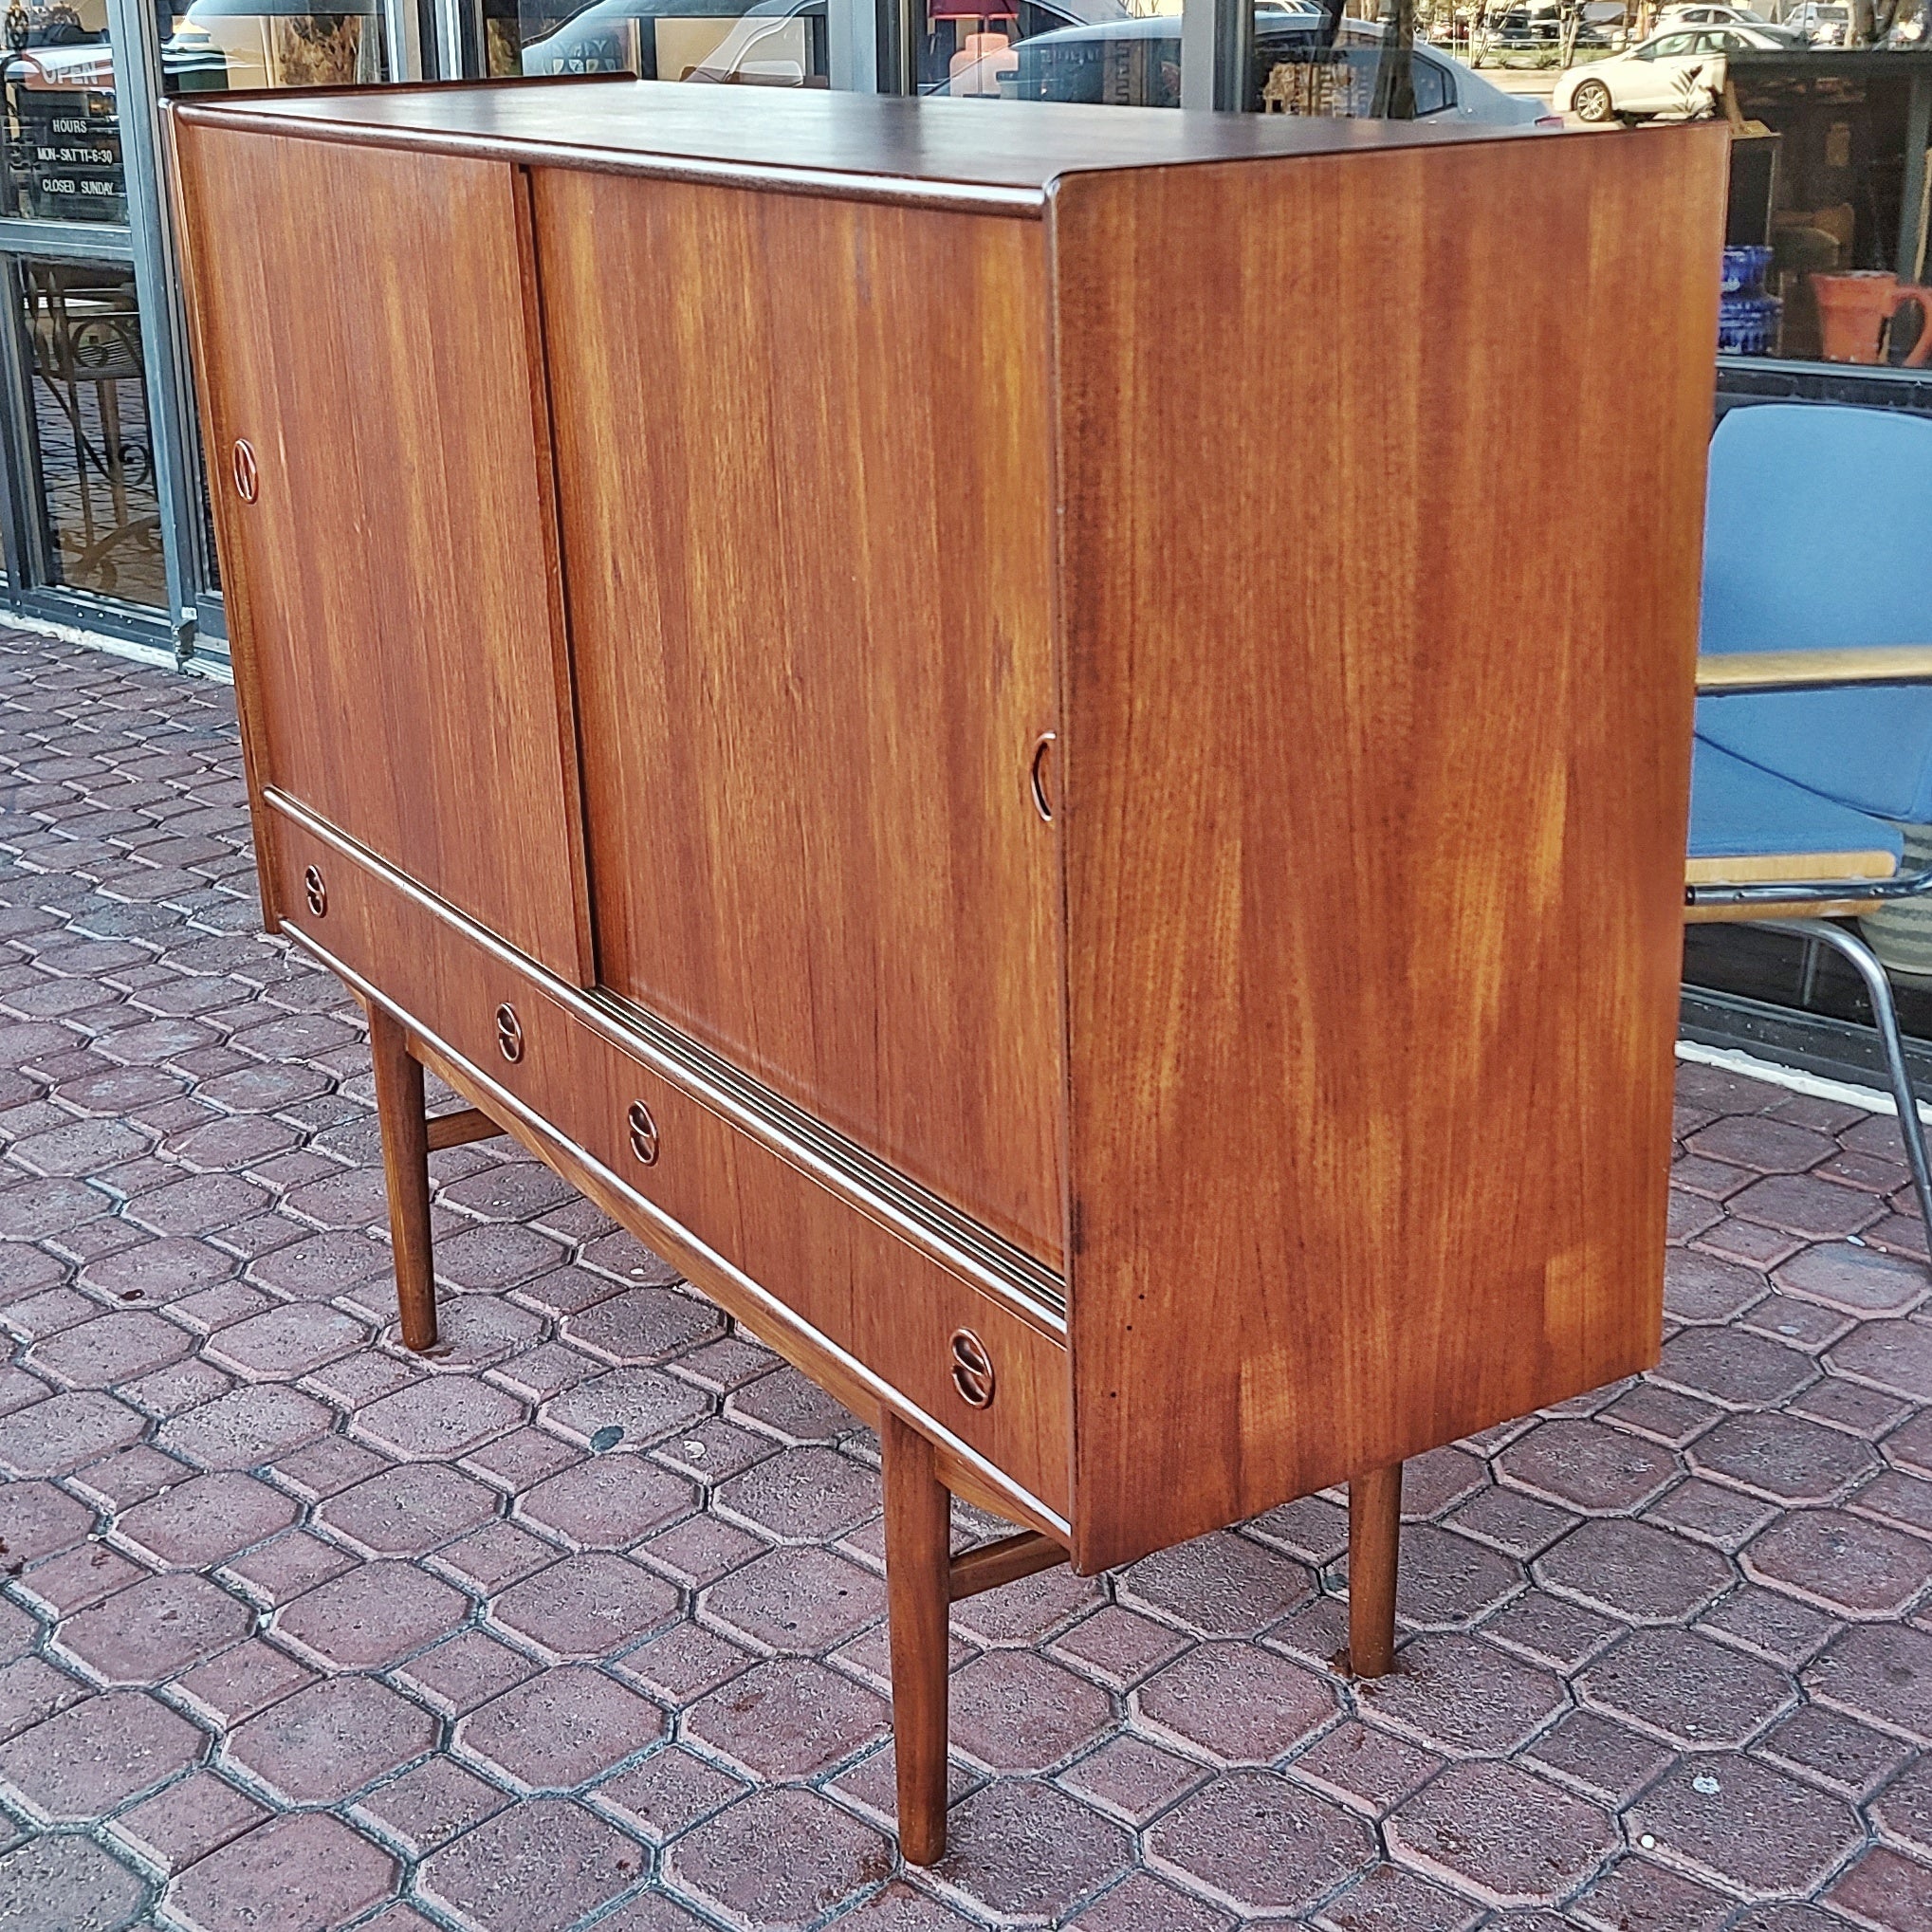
[[275, 814, 1070, 1517]]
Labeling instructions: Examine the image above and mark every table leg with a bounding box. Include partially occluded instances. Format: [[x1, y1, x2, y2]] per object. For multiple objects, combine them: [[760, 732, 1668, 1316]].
[[1349, 1462, 1403, 1678], [881, 1411, 951, 1864], [366, 1001, 438, 1351]]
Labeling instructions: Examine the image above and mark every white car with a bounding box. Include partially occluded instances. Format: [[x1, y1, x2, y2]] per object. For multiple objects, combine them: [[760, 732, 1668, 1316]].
[[1658, 3, 1806, 42], [1552, 25, 1780, 123], [1788, 0, 1853, 41]]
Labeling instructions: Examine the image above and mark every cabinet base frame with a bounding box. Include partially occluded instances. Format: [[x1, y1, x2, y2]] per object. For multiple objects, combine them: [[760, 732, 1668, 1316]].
[[353, 959, 1404, 1863]]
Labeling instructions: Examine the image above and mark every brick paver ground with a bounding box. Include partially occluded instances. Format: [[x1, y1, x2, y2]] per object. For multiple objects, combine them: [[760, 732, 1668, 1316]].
[[0, 628, 1928, 1931]]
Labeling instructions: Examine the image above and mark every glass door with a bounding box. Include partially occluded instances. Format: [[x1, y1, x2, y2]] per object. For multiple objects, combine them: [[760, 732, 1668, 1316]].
[[0, 0, 429, 660]]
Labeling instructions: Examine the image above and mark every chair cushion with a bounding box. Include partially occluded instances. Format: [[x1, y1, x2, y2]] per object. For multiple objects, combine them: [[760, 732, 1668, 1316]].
[[1697, 403, 1932, 823], [1688, 737, 1901, 882]]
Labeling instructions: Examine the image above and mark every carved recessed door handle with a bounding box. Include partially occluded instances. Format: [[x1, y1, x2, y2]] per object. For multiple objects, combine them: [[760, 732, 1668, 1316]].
[[302, 864, 326, 917], [231, 439, 258, 505], [494, 1003, 524, 1063], [627, 1098, 659, 1166], [1029, 731, 1057, 823], [950, 1328, 995, 1408]]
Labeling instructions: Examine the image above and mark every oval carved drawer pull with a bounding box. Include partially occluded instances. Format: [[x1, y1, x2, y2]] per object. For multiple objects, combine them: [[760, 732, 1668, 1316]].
[[494, 1003, 524, 1064], [949, 1328, 996, 1409], [626, 1098, 659, 1167], [231, 439, 259, 505], [301, 864, 326, 918], [1029, 731, 1057, 823]]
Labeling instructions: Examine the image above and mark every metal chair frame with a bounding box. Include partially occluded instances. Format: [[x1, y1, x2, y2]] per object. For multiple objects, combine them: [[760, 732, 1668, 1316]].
[[1689, 646, 1932, 1253]]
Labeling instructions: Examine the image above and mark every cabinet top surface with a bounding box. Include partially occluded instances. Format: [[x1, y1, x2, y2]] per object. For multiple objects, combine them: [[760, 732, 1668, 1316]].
[[171, 78, 1556, 209]]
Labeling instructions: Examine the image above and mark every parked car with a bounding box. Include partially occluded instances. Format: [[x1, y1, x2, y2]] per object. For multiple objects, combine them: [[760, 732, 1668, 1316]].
[[514, 0, 826, 80], [1551, 24, 1781, 121], [1787, 0, 1853, 41], [1657, 3, 1806, 44], [940, 11, 1555, 120]]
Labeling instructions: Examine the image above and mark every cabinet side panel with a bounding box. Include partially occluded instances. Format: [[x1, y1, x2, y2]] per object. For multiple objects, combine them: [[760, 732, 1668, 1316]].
[[532, 171, 1067, 1270], [171, 122, 592, 981], [1054, 130, 1726, 1570]]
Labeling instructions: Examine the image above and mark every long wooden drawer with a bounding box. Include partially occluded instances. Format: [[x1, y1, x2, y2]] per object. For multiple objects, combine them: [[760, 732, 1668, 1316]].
[[267, 801, 1071, 1520]]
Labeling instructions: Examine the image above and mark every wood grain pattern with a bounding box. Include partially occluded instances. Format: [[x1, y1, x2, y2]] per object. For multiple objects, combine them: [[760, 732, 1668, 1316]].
[[1348, 1465, 1401, 1678], [882, 1412, 952, 1865], [532, 169, 1066, 1268], [365, 1002, 437, 1350], [1050, 128, 1728, 1571], [174, 80, 1555, 210], [169, 123, 593, 981], [948, 1529, 1065, 1601], [268, 802, 1073, 1519]]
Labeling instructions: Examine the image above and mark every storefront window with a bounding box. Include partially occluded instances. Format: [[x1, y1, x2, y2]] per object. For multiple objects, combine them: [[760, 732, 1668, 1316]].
[[15, 256, 165, 608], [911, 0, 1181, 103], [1, 2, 126, 223], [485, 0, 829, 85], [160, 0, 390, 94]]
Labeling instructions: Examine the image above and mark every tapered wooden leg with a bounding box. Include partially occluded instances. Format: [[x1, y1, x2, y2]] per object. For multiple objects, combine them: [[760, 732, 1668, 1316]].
[[1349, 1462, 1402, 1678], [366, 1003, 437, 1352], [881, 1412, 951, 1865]]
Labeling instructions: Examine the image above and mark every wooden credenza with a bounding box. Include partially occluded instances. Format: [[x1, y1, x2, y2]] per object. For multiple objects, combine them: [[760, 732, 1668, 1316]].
[[170, 79, 1726, 1861]]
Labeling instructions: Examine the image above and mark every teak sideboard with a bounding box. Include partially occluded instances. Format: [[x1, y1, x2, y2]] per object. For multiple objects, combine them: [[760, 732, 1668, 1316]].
[[169, 80, 1726, 1861]]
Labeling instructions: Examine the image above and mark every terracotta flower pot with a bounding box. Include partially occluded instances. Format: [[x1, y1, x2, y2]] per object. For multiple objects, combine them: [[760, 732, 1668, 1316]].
[[1812, 270, 1932, 366]]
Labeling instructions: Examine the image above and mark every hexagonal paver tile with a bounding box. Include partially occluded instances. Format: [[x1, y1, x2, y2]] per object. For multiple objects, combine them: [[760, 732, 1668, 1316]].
[[227, 1673, 436, 1804], [1824, 1845, 1932, 1931], [168, 1811, 398, 1932], [1498, 1420, 1681, 1516], [666, 1787, 892, 1931], [727, 1366, 857, 1445], [1575, 1626, 1795, 1748], [201, 1303, 367, 1379], [1827, 1318, 1932, 1401], [1134, 1641, 1336, 1765], [0, 1479, 93, 1566], [1744, 1508, 1932, 1618], [946, 1649, 1114, 1774], [1387, 1759, 1618, 1907], [351, 1375, 524, 1462], [491, 1553, 679, 1662], [713, 1444, 878, 1544], [1355, 1633, 1564, 1757], [317, 1463, 498, 1558], [1688, 1410, 1879, 1505], [0, 1686, 205, 1821], [57, 1572, 252, 1685], [700, 1544, 884, 1656], [1664, 1251, 1769, 1325], [114, 1470, 298, 1571], [248, 1231, 393, 1301], [1147, 1768, 1375, 1916], [541, 1366, 713, 1454], [684, 1655, 888, 1779], [0, 1390, 144, 1477], [274, 1560, 469, 1669], [1776, 1243, 1929, 1316], [1534, 1518, 1734, 1624], [1653, 1329, 1817, 1410], [518, 1453, 697, 1552], [1389, 1524, 1523, 1630], [1803, 1621, 1932, 1740], [1118, 1532, 1313, 1639], [0, 1831, 147, 1930], [156, 1385, 332, 1472], [456, 1663, 664, 1794], [1628, 1752, 1864, 1896], [564, 1287, 724, 1365], [26, 1312, 193, 1389]]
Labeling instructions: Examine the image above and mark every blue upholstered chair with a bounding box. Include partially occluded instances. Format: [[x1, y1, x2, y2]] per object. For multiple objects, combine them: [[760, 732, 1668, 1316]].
[[1689, 402, 1932, 1249]]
